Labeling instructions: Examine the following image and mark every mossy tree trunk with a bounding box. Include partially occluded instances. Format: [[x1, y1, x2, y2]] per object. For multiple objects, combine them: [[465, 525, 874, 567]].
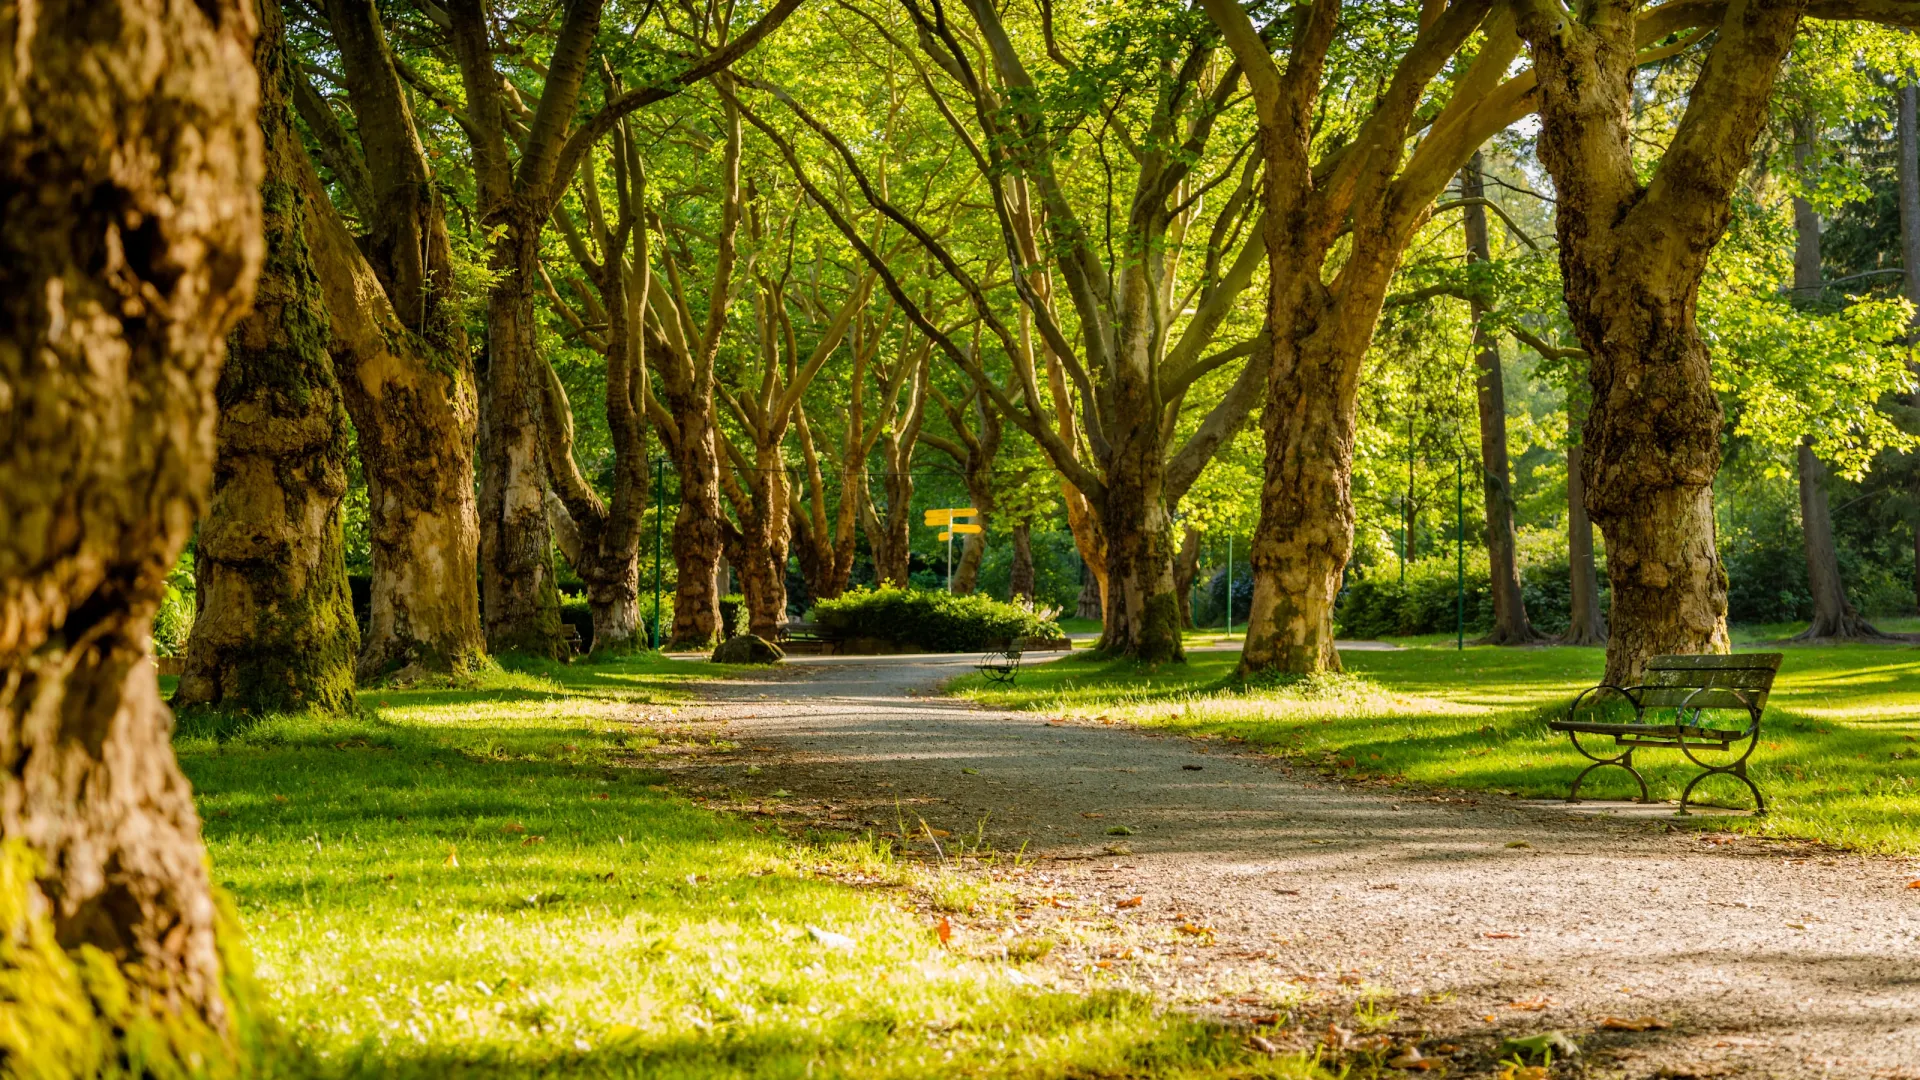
[[860, 345, 931, 588], [297, 0, 487, 681], [179, 10, 358, 713], [0, 0, 262, 1067]]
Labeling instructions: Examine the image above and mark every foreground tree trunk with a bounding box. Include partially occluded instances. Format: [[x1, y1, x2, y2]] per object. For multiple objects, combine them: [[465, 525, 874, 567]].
[[1516, 0, 1808, 682], [0, 0, 262, 1064], [1462, 154, 1542, 645], [180, 12, 358, 712], [300, 0, 486, 680], [1563, 416, 1610, 645]]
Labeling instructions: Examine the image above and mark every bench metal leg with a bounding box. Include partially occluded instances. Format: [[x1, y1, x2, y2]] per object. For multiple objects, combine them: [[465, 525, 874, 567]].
[[1675, 722, 1765, 816], [1565, 732, 1650, 804]]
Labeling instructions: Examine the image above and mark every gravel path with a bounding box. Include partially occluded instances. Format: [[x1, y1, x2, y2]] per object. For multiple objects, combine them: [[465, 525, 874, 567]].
[[670, 653, 1920, 1078]]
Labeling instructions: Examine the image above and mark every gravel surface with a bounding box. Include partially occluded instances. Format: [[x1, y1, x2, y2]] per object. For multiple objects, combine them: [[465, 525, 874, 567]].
[[667, 653, 1920, 1079]]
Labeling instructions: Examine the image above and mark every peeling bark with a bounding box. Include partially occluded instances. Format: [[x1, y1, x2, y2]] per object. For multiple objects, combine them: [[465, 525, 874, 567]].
[[0, 0, 262, 1064], [180, 5, 358, 713]]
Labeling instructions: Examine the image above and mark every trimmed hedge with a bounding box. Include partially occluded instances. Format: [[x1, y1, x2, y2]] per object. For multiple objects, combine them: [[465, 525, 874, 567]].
[[810, 586, 1065, 652]]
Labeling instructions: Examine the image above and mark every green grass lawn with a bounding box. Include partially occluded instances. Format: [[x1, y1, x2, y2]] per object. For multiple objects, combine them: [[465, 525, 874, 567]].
[[950, 641, 1920, 854], [174, 655, 1310, 1079]]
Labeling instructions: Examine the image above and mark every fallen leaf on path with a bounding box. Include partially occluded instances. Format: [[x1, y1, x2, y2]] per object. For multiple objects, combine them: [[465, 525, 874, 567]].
[[1484, 932, 1521, 939], [1906, 880, 1920, 889], [1599, 1016, 1669, 1031], [1785, 922, 1808, 930], [1183, 764, 1204, 771], [961, 768, 979, 775], [923, 827, 951, 838], [1497, 1066, 1548, 1080], [1387, 1049, 1433, 1070], [1117, 895, 1144, 909], [1369, 883, 1398, 890], [1505, 841, 1532, 849], [1081, 812, 1105, 819], [1176, 922, 1214, 938], [935, 915, 951, 946], [1505, 998, 1555, 1011], [1106, 826, 1134, 836], [1249, 1013, 1281, 1026], [1322, 1024, 1352, 1050]]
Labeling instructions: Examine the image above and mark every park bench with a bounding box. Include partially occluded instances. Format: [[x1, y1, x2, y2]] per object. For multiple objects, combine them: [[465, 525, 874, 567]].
[[976, 638, 1027, 684], [1551, 652, 1782, 815]]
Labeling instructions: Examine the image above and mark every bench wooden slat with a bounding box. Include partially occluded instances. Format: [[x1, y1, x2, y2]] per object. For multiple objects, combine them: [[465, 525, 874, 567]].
[[1633, 687, 1768, 711], [1642, 653, 1783, 672], [1550, 719, 1744, 741]]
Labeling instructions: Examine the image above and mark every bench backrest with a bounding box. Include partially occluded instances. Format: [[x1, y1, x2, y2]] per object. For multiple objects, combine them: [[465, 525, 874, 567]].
[[1635, 653, 1782, 712]]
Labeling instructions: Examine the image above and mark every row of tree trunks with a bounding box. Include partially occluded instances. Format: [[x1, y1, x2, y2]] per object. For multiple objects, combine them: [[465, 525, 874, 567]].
[[180, 7, 358, 713], [1010, 523, 1038, 603], [1173, 528, 1203, 629], [0, 0, 263, 1064], [1461, 154, 1543, 646]]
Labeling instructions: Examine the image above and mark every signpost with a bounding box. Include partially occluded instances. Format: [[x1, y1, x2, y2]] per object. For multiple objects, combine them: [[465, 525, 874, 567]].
[[923, 508, 982, 591]]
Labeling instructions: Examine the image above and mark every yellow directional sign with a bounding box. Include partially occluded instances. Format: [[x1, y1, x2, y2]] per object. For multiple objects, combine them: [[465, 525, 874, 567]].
[[923, 507, 980, 525], [948, 523, 982, 535], [937, 531, 951, 541]]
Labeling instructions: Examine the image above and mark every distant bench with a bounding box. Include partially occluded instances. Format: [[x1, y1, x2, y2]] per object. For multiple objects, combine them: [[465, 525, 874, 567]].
[[1550, 653, 1782, 815], [976, 638, 1030, 684]]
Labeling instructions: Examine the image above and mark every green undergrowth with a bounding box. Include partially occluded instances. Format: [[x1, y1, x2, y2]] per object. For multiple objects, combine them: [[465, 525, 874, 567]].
[[174, 652, 1312, 1079], [950, 643, 1920, 854]]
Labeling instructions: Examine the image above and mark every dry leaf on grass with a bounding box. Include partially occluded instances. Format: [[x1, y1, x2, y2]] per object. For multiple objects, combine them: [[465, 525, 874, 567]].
[[501, 822, 527, 834], [935, 915, 952, 947], [444, 845, 459, 868]]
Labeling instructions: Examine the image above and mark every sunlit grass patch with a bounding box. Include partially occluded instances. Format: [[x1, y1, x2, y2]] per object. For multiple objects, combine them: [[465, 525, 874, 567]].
[[952, 642, 1920, 854], [179, 652, 1316, 1078]]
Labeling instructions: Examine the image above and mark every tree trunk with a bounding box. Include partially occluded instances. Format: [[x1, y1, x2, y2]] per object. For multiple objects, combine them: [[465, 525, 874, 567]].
[[1096, 438, 1183, 662], [733, 452, 792, 640], [1462, 153, 1542, 646], [1241, 323, 1355, 674], [1793, 440, 1884, 639], [179, 17, 357, 712], [1517, 0, 1804, 682], [1010, 523, 1037, 603], [477, 233, 567, 659], [1787, 123, 1884, 641], [1173, 526, 1202, 629], [1075, 568, 1103, 620], [295, 148, 484, 682], [316, 0, 486, 681], [664, 389, 725, 648], [0, 0, 262, 1065], [1563, 418, 1609, 645], [1899, 81, 1920, 614]]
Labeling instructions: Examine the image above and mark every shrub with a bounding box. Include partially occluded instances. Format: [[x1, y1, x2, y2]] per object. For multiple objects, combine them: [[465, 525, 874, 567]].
[[810, 586, 1065, 651], [1336, 553, 1494, 639]]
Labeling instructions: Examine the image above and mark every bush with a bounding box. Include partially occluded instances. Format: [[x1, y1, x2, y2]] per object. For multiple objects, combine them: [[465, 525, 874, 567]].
[[152, 557, 195, 657], [1336, 553, 1494, 639], [810, 586, 1065, 651]]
